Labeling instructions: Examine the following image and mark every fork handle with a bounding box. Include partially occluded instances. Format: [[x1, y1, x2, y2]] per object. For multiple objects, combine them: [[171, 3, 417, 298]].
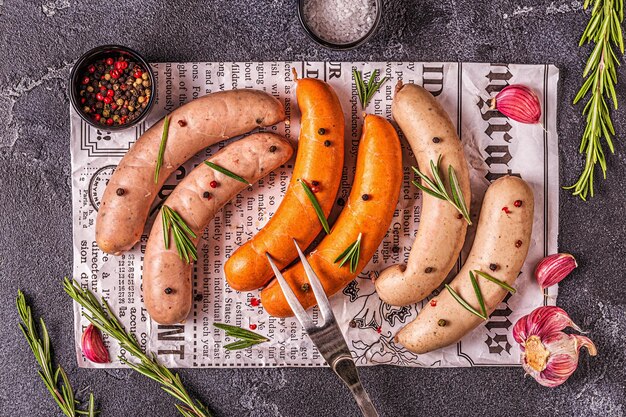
[[348, 381, 379, 417]]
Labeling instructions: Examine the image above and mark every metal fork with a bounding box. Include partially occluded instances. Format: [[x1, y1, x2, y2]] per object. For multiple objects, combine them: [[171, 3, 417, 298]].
[[266, 240, 379, 417]]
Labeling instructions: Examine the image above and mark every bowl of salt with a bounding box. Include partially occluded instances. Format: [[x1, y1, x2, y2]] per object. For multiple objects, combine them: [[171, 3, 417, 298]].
[[298, 0, 382, 50]]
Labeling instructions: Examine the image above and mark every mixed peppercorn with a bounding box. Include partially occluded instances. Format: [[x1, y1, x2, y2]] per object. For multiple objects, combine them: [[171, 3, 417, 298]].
[[77, 55, 151, 127]]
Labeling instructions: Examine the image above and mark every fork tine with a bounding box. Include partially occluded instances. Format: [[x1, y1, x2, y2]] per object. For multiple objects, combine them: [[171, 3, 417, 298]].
[[265, 252, 314, 329], [292, 239, 334, 322]]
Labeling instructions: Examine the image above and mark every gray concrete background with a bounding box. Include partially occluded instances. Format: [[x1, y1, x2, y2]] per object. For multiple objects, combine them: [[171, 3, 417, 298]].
[[0, 1, 624, 416]]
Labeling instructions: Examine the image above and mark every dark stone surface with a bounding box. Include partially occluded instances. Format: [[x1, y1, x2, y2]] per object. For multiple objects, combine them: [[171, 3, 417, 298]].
[[0, 1, 624, 416]]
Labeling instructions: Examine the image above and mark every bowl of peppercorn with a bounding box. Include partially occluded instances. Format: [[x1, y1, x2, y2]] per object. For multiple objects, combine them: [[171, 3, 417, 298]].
[[70, 45, 156, 130]]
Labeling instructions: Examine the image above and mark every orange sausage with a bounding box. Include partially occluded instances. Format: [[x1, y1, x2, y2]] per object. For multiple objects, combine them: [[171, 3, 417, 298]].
[[261, 114, 402, 317], [224, 77, 345, 292], [96, 89, 284, 255]]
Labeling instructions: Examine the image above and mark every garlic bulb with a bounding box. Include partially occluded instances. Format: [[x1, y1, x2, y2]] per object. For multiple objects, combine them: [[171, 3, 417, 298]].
[[513, 306, 596, 387]]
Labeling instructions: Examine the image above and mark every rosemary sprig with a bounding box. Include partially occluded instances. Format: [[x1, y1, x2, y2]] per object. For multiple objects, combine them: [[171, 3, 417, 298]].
[[445, 270, 517, 320], [412, 155, 472, 224], [155, 115, 170, 184], [353, 69, 389, 109], [298, 179, 330, 234], [162, 205, 197, 263], [204, 161, 251, 185], [63, 278, 212, 417], [333, 233, 362, 273], [17, 290, 97, 417], [566, 0, 624, 200], [213, 323, 269, 351]]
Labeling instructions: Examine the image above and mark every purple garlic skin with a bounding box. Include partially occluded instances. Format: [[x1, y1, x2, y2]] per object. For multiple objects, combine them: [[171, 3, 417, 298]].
[[535, 253, 577, 289], [81, 324, 110, 364]]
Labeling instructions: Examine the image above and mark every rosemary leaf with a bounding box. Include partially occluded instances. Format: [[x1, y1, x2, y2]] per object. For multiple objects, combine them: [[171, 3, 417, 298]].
[[213, 323, 269, 342], [469, 271, 487, 318], [155, 115, 170, 184], [64, 278, 212, 417], [412, 155, 472, 224], [445, 284, 487, 320], [352, 68, 389, 109], [473, 270, 517, 294], [298, 179, 330, 234], [334, 233, 363, 274], [162, 205, 197, 263], [214, 323, 269, 351], [204, 161, 250, 185]]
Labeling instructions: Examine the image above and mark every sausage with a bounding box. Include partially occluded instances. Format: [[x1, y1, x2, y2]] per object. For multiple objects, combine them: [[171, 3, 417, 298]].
[[224, 77, 345, 292], [395, 176, 534, 353], [374, 83, 471, 306], [96, 89, 285, 255], [261, 114, 402, 317], [143, 133, 294, 324]]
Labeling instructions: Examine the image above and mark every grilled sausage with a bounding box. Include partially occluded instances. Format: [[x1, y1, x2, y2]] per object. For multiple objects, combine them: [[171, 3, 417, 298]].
[[396, 176, 534, 353], [96, 89, 285, 255], [261, 114, 402, 317], [143, 133, 293, 324], [374, 83, 472, 306], [225, 77, 344, 292]]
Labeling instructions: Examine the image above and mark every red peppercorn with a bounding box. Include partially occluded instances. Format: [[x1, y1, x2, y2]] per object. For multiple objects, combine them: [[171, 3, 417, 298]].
[[249, 324, 257, 330], [110, 69, 121, 79], [120, 84, 127, 91], [94, 114, 101, 122], [105, 57, 114, 66], [134, 70, 143, 78], [120, 116, 127, 124], [87, 65, 96, 73], [250, 297, 260, 307], [106, 118, 114, 126], [96, 93, 104, 101], [210, 181, 218, 188], [514, 200, 523, 207], [100, 75, 105, 80], [430, 299, 438, 307], [81, 76, 90, 85], [106, 89, 114, 97], [80, 97, 86, 104], [100, 85, 106, 91], [111, 103, 118, 110], [114, 61, 124, 70], [121, 61, 128, 69], [103, 96, 112, 104]]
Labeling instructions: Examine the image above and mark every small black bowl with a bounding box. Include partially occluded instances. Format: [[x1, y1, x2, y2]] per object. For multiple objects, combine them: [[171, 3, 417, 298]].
[[297, 0, 382, 50], [69, 45, 156, 131]]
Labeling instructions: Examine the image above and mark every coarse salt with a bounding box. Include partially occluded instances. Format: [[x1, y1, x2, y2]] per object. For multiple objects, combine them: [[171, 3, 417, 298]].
[[303, 0, 377, 45]]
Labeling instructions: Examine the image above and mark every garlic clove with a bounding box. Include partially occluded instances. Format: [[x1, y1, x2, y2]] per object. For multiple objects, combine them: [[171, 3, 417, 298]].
[[491, 84, 542, 124], [513, 306, 596, 388], [535, 253, 578, 289], [81, 323, 110, 364]]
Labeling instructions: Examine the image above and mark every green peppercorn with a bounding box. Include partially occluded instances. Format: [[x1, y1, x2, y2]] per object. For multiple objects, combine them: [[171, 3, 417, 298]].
[[112, 84, 119, 91], [116, 98, 124, 106], [141, 73, 149, 80], [113, 115, 120, 122], [102, 109, 110, 118], [83, 106, 91, 113], [127, 105, 135, 112], [142, 80, 150, 88], [87, 86, 94, 93], [104, 73, 111, 81], [138, 96, 145, 104]]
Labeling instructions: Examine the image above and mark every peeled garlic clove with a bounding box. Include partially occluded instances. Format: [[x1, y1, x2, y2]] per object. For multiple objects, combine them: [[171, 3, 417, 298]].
[[81, 324, 110, 364], [535, 253, 578, 289], [490, 85, 541, 124], [513, 306, 596, 388]]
